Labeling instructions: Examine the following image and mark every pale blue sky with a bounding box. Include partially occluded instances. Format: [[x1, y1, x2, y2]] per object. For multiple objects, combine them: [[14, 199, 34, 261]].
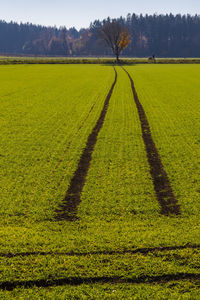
[[0, 0, 199, 29]]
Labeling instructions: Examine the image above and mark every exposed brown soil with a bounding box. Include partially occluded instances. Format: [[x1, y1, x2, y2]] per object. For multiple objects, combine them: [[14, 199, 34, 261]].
[[122, 67, 181, 216], [55, 68, 117, 221], [1, 273, 200, 291], [1, 244, 199, 258]]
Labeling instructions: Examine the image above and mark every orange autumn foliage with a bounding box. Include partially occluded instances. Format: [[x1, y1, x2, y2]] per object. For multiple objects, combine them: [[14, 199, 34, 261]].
[[118, 30, 131, 51]]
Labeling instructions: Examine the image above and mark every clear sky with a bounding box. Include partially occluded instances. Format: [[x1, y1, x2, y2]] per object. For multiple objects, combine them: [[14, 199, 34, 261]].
[[0, 0, 199, 29]]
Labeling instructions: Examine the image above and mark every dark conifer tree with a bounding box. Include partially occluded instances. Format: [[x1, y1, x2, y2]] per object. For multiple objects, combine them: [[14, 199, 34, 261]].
[[0, 14, 200, 57]]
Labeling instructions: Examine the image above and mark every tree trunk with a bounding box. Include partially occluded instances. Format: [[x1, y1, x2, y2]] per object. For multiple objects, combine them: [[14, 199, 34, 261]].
[[116, 52, 120, 63]]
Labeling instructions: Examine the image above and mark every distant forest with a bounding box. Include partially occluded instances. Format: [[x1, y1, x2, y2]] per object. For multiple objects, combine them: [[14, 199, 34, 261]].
[[1, 14, 200, 57]]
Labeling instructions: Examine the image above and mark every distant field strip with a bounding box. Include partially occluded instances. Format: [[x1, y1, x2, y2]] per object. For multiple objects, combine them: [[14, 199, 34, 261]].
[[55, 67, 117, 221], [122, 67, 181, 216]]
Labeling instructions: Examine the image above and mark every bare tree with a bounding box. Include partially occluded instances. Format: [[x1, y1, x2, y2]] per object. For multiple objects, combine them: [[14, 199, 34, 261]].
[[98, 20, 131, 62]]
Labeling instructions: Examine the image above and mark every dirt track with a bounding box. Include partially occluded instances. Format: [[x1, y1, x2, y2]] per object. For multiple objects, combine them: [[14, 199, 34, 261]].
[[55, 68, 117, 221], [56, 66, 180, 220], [122, 67, 181, 216], [53, 102, 97, 173], [1, 244, 199, 258], [1, 273, 200, 291]]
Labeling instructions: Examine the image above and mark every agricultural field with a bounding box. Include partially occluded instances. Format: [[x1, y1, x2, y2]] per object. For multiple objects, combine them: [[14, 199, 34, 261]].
[[1, 56, 200, 65], [0, 64, 200, 299]]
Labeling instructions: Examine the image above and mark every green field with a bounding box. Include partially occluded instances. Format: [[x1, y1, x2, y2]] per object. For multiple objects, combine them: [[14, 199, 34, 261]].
[[1, 56, 200, 65], [0, 64, 200, 299]]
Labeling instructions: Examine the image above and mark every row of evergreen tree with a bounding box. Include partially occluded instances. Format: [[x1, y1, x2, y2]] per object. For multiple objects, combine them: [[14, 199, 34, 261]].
[[1, 13, 200, 57]]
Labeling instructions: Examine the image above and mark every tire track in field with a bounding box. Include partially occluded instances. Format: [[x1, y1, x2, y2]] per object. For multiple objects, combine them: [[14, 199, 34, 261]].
[[122, 67, 181, 216], [55, 67, 117, 221], [19, 97, 100, 205], [1, 273, 200, 291], [1, 244, 199, 258], [53, 101, 97, 172]]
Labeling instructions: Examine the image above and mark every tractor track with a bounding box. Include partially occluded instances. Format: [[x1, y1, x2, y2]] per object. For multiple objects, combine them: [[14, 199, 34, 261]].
[[1, 273, 200, 291], [53, 101, 97, 173], [55, 67, 117, 221], [1, 244, 200, 258], [122, 67, 181, 216]]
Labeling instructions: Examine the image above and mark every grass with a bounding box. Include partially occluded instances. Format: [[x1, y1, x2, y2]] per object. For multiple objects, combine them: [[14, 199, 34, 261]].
[[1, 56, 200, 65], [79, 67, 157, 222], [0, 64, 114, 224], [0, 64, 200, 298], [126, 64, 200, 217], [1, 281, 200, 299]]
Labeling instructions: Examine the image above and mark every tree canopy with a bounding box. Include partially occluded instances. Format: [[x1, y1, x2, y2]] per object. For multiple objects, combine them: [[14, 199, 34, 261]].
[[98, 20, 131, 62]]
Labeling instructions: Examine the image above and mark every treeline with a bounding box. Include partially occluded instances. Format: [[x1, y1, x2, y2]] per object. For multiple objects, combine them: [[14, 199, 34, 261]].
[[1, 14, 200, 57]]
